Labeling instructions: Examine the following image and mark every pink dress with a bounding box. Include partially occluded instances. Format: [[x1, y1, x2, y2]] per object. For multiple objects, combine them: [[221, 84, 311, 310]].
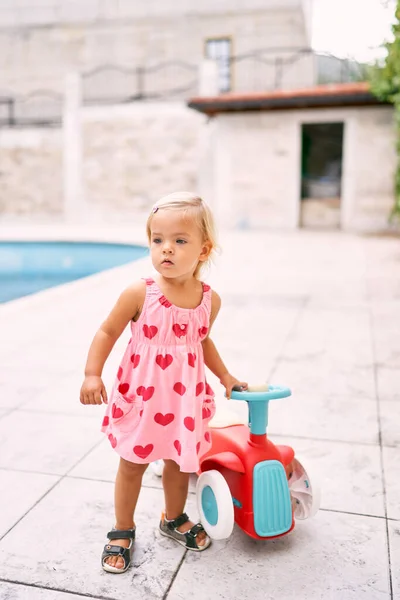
[[101, 277, 216, 472]]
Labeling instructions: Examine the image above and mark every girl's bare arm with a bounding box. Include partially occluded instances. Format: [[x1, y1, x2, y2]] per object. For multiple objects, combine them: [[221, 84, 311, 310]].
[[80, 280, 146, 405], [202, 291, 247, 398]]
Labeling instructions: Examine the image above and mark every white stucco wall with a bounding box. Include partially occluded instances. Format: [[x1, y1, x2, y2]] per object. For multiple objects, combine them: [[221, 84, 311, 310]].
[[198, 105, 397, 232], [0, 0, 308, 27], [346, 107, 396, 230]]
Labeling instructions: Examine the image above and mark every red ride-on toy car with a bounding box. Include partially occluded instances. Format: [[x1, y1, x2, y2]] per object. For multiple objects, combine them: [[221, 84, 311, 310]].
[[196, 384, 320, 540]]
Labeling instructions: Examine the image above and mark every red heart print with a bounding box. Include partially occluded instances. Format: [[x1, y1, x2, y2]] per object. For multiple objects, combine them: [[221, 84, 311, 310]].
[[199, 326, 208, 338], [102, 416, 109, 427], [136, 386, 155, 401], [202, 406, 212, 419], [172, 323, 188, 338], [112, 403, 124, 419], [145, 278, 154, 286], [108, 434, 117, 448], [159, 295, 172, 308], [184, 417, 195, 432], [118, 383, 130, 395], [196, 382, 204, 396], [205, 383, 214, 396], [154, 413, 175, 426], [140, 409, 143, 418], [204, 431, 211, 443], [156, 354, 173, 370], [143, 324, 158, 339], [173, 382, 186, 396], [203, 284, 211, 292], [133, 444, 154, 459], [174, 440, 182, 456], [117, 367, 123, 380], [188, 353, 196, 368], [130, 354, 140, 368], [196, 442, 201, 454]]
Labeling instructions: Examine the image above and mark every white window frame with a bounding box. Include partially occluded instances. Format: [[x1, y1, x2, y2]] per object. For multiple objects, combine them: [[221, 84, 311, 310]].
[[205, 37, 232, 93]]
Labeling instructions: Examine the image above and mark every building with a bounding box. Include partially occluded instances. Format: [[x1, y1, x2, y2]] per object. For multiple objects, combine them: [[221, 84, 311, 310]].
[[0, 0, 397, 231], [189, 82, 395, 231]]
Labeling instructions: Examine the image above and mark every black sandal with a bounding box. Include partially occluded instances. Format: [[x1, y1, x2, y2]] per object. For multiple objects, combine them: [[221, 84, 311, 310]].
[[159, 512, 211, 552], [101, 527, 136, 573]]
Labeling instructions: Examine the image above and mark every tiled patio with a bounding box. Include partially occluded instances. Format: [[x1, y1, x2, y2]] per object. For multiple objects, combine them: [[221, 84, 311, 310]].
[[0, 228, 399, 600]]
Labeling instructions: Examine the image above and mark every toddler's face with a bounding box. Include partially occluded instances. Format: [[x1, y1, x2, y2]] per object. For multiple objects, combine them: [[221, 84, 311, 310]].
[[150, 210, 210, 279]]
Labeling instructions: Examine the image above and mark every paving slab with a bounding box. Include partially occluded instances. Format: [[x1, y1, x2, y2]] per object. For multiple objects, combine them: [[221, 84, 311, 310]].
[[280, 337, 375, 369], [380, 401, 400, 448], [266, 391, 380, 445], [383, 446, 400, 521], [0, 407, 12, 419], [372, 335, 400, 370], [272, 359, 376, 400], [0, 410, 103, 475], [0, 477, 191, 600], [167, 511, 390, 600], [0, 470, 59, 538], [376, 366, 400, 402], [389, 520, 400, 599], [274, 436, 385, 517], [16, 375, 102, 418], [0, 582, 90, 600]]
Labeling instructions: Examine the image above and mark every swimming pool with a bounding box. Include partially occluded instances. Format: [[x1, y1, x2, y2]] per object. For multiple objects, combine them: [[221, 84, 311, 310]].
[[0, 241, 148, 303]]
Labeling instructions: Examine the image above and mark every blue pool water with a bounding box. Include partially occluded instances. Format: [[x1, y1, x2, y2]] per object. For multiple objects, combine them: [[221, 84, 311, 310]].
[[0, 241, 148, 303]]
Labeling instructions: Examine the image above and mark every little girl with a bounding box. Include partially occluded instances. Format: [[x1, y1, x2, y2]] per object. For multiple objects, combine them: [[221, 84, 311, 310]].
[[80, 192, 247, 574]]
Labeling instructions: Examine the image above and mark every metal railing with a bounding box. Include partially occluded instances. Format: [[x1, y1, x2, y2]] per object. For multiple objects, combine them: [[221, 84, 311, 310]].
[[82, 61, 198, 105], [227, 47, 367, 93], [80, 49, 366, 104], [0, 48, 367, 127], [0, 91, 63, 127]]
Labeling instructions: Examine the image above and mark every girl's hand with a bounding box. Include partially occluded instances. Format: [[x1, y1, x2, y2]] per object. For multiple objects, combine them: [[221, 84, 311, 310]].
[[220, 373, 248, 399], [80, 375, 108, 405]]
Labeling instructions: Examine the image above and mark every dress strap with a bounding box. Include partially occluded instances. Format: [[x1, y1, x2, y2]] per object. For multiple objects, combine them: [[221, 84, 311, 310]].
[[142, 277, 160, 296], [201, 282, 212, 313]]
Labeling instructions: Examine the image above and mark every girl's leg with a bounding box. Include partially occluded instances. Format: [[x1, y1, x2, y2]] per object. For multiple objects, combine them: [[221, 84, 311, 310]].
[[105, 458, 148, 569], [162, 459, 206, 546]]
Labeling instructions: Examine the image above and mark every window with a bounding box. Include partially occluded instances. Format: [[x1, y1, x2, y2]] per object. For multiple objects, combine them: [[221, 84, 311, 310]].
[[205, 38, 231, 93]]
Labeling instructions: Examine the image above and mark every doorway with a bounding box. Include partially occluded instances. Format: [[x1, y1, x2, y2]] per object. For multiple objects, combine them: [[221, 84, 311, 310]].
[[300, 122, 344, 228]]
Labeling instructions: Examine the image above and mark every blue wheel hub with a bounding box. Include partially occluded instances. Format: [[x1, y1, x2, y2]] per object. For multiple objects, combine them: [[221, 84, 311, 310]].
[[201, 485, 218, 526]]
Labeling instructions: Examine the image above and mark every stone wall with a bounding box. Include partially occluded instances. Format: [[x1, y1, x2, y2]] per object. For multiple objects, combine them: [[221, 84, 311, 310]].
[[0, 102, 204, 220], [0, 1, 310, 95], [0, 129, 63, 216], [82, 102, 206, 220]]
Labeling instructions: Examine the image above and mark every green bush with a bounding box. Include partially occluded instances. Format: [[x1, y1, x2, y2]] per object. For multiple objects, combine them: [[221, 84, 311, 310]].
[[370, 0, 400, 221]]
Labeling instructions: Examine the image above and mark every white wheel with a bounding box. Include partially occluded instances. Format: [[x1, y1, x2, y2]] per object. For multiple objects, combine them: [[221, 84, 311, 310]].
[[196, 470, 234, 540], [289, 456, 320, 520], [150, 460, 164, 477]]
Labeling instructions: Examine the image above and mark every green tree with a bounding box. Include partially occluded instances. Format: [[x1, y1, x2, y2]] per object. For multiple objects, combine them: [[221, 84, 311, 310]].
[[370, 0, 400, 221]]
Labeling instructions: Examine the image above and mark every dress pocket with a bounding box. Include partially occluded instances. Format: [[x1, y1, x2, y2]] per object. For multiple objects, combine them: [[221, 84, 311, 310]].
[[111, 392, 143, 433], [202, 396, 216, 421]]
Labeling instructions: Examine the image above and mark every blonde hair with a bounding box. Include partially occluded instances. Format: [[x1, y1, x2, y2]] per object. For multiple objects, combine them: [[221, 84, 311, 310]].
[[146, 191, 218, 279]]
